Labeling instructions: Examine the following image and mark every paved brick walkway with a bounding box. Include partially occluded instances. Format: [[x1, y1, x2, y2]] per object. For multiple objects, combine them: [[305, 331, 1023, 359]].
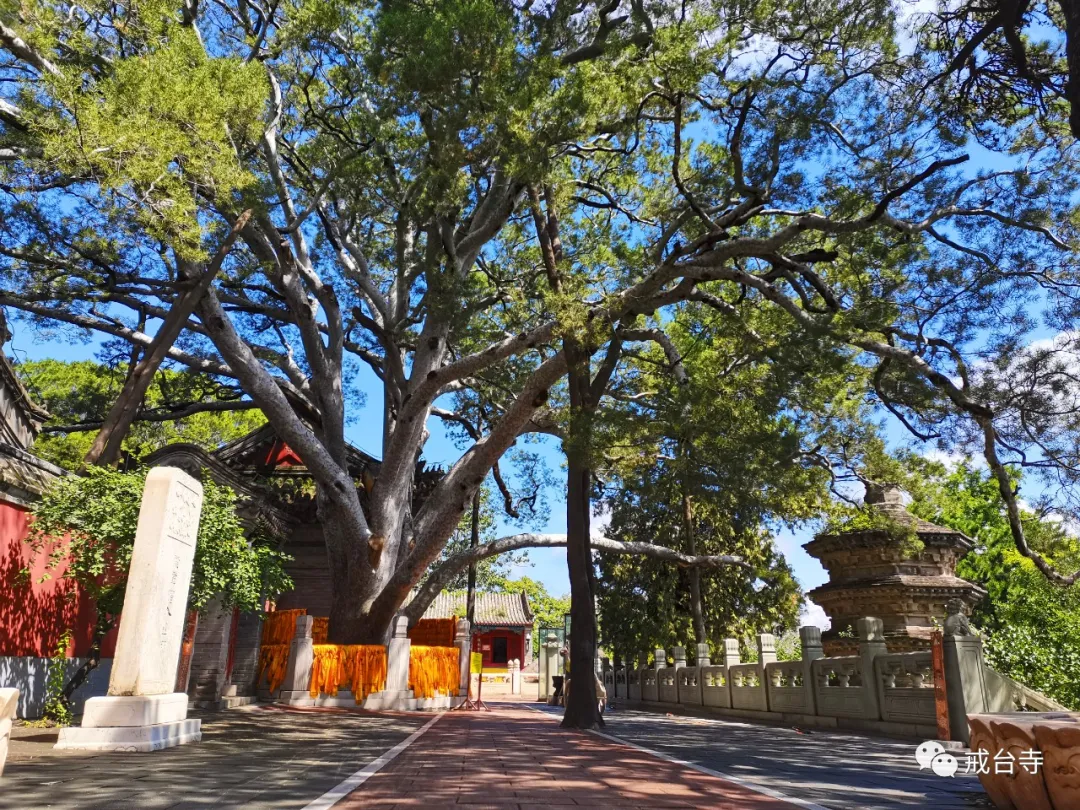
[[337, 706, 801, 809]]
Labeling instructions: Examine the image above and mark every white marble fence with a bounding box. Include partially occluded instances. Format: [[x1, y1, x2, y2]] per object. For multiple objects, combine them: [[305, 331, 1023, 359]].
[[612, 617, 1010, 742]]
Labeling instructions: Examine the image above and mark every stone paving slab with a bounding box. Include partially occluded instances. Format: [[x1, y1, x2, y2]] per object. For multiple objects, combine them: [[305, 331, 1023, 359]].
[[0, 705, 429, 810], [569, 704, 995, 810], [337, 705, 802, 809]]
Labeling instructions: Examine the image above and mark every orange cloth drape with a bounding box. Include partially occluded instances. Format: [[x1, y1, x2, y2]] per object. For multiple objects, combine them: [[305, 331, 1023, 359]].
[[409, 645, 460, 699], [312, 616, 329, 644], [309, 644, 387, 699], [262, 608, 306, 644], [257, 644, 290, 693], [407, 618, 456, 647]]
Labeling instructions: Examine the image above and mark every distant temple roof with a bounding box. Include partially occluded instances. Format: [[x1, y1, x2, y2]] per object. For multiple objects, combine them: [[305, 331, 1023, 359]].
[[146, 424, 441, 534], [421, 591, 534, 627]]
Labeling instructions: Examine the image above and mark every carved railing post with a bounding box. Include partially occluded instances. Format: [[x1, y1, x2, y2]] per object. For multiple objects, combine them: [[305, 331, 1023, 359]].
[[279, 615, 315, 707], [695, 642, 711, 667], [800, 626, 825, 715], [654, 647, 667, 668], [722, 638, 741, 668], [757, 634, 776, 711], [858, 617, 888, 720], [943, 621, 988, 744]]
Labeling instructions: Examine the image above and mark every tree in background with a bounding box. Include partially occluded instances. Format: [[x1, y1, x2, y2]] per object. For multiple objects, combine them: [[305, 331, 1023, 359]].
[[900, 454, 1080, 708], [16, 359, 265, 468], [25, 467, 292, 715], [594, 296, 876, 660], [427, 486, 529, 593]]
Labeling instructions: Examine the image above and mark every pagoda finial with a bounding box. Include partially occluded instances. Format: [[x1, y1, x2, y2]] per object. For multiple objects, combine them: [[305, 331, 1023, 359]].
[[864, 482, 905, 506]]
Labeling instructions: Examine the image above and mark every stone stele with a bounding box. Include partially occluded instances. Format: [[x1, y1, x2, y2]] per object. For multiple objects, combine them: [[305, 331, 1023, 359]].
[[56, 466, 204, 752]]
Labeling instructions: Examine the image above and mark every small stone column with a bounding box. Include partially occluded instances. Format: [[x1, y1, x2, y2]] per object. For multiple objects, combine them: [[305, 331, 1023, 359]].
[[799, 626, 825, 715], [696, 643, 711, 667], [510, 659, 522, 695], [943, 625, 988, 744], [56, 467, 205, 752], [857, 617, 888, 720], [385, 614, 412, 702], [0, 688, 16, 778], [541, 631, 560, 701], [454, 618, 472, 697], [757, 633, 776, 709], [672, 646, 687, 669], [654, 647, 667, 668], [279, 615, 315, 706]]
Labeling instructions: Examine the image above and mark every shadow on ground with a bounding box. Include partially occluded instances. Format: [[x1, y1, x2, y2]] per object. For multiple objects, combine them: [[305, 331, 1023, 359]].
[[1, 705, 428, 810], [554, 703, 995, 810]]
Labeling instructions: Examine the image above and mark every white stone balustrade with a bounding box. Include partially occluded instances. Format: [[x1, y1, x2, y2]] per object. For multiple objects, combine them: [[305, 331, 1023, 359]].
[[765, 661, 809, 714], [875, 650, 936, 725], [618, 614, 997, 742], [677, 666, 702, 705], [812, 656, 867, 719], [701, 665, 730, 708], [657, 666, 679, 703], [640, 666, 659, 702], [728, 663, 767, 711]]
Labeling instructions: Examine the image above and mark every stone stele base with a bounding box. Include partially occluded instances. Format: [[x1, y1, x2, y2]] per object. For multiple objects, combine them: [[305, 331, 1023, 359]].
[[55, 693, 201, 753]]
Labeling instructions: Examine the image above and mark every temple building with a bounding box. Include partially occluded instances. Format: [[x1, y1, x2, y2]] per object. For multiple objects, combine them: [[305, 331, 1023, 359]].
[[803, 483, 986, 655], [420, 591, 534, 670]]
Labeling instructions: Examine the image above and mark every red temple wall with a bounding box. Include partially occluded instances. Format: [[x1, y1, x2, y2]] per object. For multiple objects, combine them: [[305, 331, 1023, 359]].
[[0, 500, 116, 659]]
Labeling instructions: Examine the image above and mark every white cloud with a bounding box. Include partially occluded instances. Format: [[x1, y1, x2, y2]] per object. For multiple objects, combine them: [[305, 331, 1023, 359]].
[[800, 600, 831, 630], [921, 448, 986, 470]]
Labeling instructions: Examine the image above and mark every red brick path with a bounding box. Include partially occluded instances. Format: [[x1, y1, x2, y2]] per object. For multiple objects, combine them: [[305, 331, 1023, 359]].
[[338, 706, 800, 809]]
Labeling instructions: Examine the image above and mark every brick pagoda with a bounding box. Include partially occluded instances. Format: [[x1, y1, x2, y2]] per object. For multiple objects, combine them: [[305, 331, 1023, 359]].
[[804, 483, 986, 655]]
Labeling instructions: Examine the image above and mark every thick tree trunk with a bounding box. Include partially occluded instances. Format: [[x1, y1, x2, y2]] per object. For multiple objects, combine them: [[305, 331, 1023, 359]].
[[561, 448, 603, 729], [561, 352, 603, 730], [683, 489, 706, 644]]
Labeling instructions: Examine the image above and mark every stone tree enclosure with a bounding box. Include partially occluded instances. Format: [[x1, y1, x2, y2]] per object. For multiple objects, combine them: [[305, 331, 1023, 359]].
[[56, 467, 205, 752]]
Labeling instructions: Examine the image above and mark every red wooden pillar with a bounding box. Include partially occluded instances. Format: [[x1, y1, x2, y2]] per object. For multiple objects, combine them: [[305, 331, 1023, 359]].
[[175, 610, 199, 694]]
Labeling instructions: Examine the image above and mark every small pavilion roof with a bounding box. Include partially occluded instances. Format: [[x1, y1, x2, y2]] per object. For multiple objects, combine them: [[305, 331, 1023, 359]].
[[421, 591, 534, 627]]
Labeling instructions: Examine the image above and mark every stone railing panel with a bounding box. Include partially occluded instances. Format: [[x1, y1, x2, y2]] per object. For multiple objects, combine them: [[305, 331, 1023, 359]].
[[875, 651, 936, 725], [812, 656, 867, 719], [701, 665, 730, 708], [640, 667, 659, 702], [658, 666, 679, 704], [729, 663, 767, 712], [678, 665, 703, 705], [765, 661, 809, 714], [627, 666, 641, 701]]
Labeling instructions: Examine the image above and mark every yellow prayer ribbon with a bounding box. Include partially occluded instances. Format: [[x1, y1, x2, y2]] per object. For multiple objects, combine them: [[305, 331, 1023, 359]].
[[257, 644, 289, 693], [409, 645, 460, 699]]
